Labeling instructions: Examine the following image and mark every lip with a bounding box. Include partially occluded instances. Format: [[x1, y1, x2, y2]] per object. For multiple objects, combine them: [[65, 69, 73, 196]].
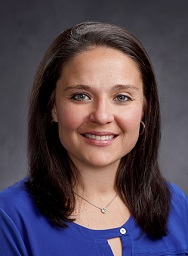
[[81, 131, 118, 136], [81, 131, 118, 146]]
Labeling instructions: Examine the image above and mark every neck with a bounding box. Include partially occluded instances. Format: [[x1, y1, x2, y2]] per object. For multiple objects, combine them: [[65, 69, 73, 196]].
[[73, 162, 119, 196]]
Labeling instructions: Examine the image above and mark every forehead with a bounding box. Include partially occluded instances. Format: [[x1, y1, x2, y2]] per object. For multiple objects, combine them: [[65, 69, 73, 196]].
[[59, 46, 142, 85], [64, 46, 140, 68]]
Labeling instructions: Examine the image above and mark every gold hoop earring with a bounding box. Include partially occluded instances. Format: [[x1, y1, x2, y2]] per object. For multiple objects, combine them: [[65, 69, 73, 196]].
[[51, 119, 58, 123], [139, 121, 145, 136]]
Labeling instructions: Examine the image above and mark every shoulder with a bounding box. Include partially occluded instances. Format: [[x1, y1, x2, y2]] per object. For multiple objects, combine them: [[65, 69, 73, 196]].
[[0, 178, 46, 241], [0, 178, 38, 220], [168, 183, 188, 215], [169, 183, 188, 207], [167, 183, 188, 241], [0, 179, 29, 207]]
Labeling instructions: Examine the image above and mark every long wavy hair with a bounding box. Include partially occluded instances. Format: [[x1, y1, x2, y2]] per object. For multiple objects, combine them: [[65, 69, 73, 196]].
[[27, 21, 171, 239]]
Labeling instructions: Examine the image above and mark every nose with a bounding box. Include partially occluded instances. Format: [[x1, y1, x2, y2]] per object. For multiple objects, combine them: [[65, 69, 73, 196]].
[[89, 98, 114, 125]]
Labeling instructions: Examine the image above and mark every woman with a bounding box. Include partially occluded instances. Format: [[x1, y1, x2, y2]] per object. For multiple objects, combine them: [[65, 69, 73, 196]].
[[0, 21, 187, 256]]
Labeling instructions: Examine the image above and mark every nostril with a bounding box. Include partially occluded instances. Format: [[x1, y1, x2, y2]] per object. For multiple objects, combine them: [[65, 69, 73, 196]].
[[89, 110, 114, 125]]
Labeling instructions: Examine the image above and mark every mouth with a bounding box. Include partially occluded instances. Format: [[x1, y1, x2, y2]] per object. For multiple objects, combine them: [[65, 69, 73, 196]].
[[83, 134, 117, 141]]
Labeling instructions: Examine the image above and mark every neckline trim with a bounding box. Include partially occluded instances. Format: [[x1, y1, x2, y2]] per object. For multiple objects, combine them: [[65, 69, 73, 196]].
[[67, 216, 136, 240]]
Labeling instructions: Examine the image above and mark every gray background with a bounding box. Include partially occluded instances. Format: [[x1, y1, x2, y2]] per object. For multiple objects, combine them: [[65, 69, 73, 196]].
[[0, 0, 187, 193]]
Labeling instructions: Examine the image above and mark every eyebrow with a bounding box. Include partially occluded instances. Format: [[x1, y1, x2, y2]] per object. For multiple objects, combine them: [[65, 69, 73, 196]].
[[111, 84, 139, 91], [63, 84, 92, 91], [63, 84, 139, 92]]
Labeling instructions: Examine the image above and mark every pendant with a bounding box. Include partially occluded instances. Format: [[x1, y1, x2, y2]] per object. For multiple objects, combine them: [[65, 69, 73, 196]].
[[101, 207, 107, 214]]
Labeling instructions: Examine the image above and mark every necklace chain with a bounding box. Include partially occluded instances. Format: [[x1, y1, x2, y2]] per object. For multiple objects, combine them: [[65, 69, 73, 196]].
[[74, 192, 117, 214]]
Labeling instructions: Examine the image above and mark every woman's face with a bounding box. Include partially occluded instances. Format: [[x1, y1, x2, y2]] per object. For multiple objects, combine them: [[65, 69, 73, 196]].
[[52, 47, 145, 170]]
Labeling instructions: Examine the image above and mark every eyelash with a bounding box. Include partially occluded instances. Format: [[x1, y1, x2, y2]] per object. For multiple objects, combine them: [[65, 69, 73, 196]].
[[114, 94, 131, 102], [70, 93, 131, 102], [71, 93, 91, 101]]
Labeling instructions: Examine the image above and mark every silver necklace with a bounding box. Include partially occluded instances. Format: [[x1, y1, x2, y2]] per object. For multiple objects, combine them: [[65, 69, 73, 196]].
[[74, 192, 117, 214]]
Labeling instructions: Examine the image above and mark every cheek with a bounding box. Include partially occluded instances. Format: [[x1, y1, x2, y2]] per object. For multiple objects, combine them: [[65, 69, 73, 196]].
[[118, 107, 143, 132], [57, 107, 84, 131]]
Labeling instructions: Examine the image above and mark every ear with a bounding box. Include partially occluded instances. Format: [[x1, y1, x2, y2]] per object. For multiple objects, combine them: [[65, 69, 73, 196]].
[[51, 104, 58, 122], [141, 109, 145, 119], [141, 97, 147, 119]]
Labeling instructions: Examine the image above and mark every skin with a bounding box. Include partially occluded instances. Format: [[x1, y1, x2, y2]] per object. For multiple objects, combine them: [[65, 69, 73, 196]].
[[52, 46, 144, 173], [52, 46, 145, 256]]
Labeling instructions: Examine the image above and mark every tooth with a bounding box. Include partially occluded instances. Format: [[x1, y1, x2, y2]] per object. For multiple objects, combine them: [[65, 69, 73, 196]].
[[101, 136, 105, 141], [85, 134, 115, 141]]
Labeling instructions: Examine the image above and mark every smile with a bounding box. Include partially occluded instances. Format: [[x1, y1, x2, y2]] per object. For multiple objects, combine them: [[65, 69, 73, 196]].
[[84, 134, 115, 141]]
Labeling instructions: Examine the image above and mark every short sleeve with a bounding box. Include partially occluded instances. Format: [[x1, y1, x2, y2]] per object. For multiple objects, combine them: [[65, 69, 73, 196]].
[[0, 207, 29, 256], [185, 194, 188, 244]]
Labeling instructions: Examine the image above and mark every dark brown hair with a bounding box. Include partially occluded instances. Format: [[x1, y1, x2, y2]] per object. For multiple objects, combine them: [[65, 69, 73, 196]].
[[27, 21, 171, 239]]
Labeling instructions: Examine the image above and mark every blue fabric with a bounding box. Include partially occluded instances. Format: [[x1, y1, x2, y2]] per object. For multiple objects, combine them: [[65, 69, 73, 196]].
[[0, 179, 188, 256]]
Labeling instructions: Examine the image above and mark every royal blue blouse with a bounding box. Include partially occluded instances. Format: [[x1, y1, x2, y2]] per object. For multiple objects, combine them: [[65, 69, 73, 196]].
[[0, 179, 188, 256]]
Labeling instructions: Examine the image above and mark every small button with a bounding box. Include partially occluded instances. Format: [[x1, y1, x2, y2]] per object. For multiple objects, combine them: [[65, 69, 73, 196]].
[[120, 228, 126, 234]]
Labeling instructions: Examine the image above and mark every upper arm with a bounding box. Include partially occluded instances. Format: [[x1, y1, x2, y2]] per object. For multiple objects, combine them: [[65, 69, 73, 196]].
[[185, 195, 188, 243], [0, 207, 29, 256]]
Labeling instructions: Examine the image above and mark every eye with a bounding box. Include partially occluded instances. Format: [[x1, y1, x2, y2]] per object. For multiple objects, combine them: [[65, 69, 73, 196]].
[[114, 94, 131, 102], [71, 93, 90, 101]]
